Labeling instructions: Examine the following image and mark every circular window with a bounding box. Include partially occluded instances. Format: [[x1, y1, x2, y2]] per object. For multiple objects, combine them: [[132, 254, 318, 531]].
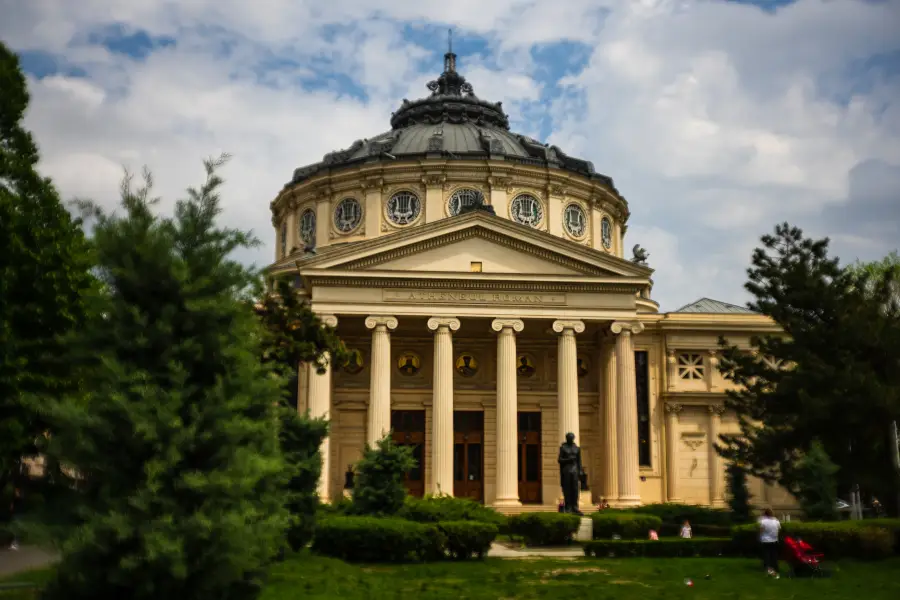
[[448, 188, 484, 216], [563, 203, 587, 238], [510, 194, 543, 227], [387, 191, 421, 225], [298, 208, 316, 245], [601, 217, 613, 250], [333, 198, 362, 233]]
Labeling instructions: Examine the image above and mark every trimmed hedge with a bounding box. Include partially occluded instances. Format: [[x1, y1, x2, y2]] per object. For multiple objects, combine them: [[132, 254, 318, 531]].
[[591, 513, 663, 540], [863, 519, 900, 554], [397, 495, 508, 530], [439, 521, 499, 559], [312, 516, 445, 562], [611, 503, 733, 526], [731, 521, 895, 560], [659, 522, 732, 538], [508, 513, 581, 546], [584, 538, 740, 558]]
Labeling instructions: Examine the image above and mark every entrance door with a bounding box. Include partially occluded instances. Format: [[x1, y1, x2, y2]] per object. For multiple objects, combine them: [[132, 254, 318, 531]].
[[391, 410, 425, 497], [453, 411, 484, 502], [518, 412, 542, 504]]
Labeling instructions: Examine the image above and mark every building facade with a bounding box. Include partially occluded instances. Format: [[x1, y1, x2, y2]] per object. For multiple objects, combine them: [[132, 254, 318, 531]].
[[267, 51, 796, 512]]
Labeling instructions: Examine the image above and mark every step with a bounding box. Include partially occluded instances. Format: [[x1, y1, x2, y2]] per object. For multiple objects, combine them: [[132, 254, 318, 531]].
[[574, 516, 593, 542]]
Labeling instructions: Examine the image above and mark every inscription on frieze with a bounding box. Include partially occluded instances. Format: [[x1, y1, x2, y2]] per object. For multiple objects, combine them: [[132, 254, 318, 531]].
[[383, 289, 566, 305]]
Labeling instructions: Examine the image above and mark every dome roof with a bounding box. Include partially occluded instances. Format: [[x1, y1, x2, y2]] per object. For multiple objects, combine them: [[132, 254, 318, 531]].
[[286, 51, 617, 191]]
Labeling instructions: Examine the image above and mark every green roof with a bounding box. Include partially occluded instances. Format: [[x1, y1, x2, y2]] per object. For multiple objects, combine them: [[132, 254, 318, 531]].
[[673, 298, 757, 314]]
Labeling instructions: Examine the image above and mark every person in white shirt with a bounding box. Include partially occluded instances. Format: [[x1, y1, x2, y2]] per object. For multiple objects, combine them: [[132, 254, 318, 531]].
[[758, 508, 781, 577], [679, 520, 692, 539]]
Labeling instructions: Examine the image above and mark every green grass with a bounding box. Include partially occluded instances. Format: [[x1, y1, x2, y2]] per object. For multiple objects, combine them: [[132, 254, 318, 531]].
[[5, 554, 900, 600]]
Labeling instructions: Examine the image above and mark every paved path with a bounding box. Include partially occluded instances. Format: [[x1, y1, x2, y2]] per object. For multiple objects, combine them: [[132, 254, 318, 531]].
[[0, 546, 57, 578], [487, 542, 585, 559]]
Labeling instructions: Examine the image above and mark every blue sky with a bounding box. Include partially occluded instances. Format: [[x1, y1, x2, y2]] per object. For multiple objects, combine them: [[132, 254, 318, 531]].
[[2, 0, 899, 310]]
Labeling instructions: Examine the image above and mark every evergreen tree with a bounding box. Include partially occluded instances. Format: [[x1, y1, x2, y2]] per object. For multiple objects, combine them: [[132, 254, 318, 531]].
[[279, 411, 327, 551], [716, 224, 900, 509], [351, 435, 415, 517], [24, 158, 287, 600], [725, 462, 752, 523], [794, 441, 840, 521], [0, 42, 94, 522]]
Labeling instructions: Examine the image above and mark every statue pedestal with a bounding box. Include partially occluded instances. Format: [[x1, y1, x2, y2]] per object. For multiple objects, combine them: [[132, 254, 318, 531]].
[[574, 517, 593, 542], [579, 490, 592, 509]]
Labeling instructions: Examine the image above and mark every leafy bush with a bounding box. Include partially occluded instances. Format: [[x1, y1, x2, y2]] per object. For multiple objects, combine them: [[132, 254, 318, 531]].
[[351, 435, 415, 516], [280, 410, 328, 551], [864, 519, 900, 553], [584, 538, 740, 558], [591, 513, 663, 539], [507, 513, 580, 546], [398, 495, 507, 529], [438, 521, 498, 560], [731, 521, 895, 560], [726, 462, 753, 523], [318, 496, 352, 517], [612, 503, 732, 526], [312, 516, 444, 562], [793, 441, 840, 521]]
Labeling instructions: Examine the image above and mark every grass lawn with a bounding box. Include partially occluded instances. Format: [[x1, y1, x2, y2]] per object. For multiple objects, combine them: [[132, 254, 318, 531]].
[[4, 554, 900, 599]]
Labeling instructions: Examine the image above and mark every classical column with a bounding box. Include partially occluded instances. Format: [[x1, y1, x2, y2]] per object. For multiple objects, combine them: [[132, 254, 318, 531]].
[[428, 317, 460, 496], [365, 316, 398, 446], [708, 404, 726, 507], [612, 320, 645, 506], [665, 403, 684, 503], [491, 318, 524, 507], [600, 336, 618, 502], [552, 320, 585, 444], [308, 314, 338, 502]]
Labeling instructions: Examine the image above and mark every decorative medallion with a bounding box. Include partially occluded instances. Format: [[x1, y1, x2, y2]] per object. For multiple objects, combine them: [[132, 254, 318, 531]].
[[516, 354, 537, 378], [333, 198, 362, 233], [298, 208, 316, 245], [279, 221, 288, 257], [387, 191, 421, 225], [576, 355, 590, 378], [563, 203, 587, 238], [601, 217, 613, 250], [455, 353, 479, 377], [397, 352, 422, 376], [343, 349, 364, 375], [448, 188, 484, 216], [510, 194, 543, 227]]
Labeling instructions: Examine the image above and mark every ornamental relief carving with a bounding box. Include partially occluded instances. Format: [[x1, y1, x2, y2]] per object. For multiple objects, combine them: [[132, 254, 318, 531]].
[[506, 187, 547, 230]]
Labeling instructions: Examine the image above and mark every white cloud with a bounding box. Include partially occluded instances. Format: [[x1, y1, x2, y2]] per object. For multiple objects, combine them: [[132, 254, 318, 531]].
[[3, 0, 900, 310]]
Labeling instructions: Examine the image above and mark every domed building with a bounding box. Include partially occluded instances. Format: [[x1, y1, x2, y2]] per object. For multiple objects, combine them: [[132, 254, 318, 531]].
[[267, 50, 795, 512]]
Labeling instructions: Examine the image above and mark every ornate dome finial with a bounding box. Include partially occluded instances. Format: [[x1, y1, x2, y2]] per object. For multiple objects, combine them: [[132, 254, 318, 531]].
[[445, 29, 456, 73]]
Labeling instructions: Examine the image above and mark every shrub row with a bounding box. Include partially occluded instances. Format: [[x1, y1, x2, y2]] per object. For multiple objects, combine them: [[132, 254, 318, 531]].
[[607, 503, 733, 526], [507, 513, 581, 546], [584, 538, 742, 558], [731, 521, 896, 560], [397, 495, 508, 530], [591, 513, 662, 539], [312, 516, 498, 562]]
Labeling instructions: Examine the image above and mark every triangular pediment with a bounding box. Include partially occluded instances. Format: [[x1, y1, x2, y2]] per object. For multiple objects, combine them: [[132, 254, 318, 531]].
[[277, 211, 653, 279]]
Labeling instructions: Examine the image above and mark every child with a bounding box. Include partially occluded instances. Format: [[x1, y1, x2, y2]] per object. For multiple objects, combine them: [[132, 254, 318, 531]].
[[648, 529, 659, 541], [557, 496, 565, 513], [679, 520, 692, 539]]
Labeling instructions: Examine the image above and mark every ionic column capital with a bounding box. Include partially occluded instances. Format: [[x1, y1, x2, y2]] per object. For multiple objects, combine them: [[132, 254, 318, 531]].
[[427, 317, 461, 332], [665, 402, 684, 415], [491, 318, 524, 333], [320, 314, 339, 328], [364, 315, 398, 330], [611, 321, 645, 336], [551, 319, 585, 334], [708, 404, 726, 416]]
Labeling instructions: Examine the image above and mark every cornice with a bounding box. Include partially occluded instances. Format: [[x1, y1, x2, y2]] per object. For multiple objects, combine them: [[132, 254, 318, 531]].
[[301, 274, 644, 294]]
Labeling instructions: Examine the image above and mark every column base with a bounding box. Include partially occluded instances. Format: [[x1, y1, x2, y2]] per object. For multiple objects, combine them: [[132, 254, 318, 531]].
[[710, 499, 727, 509], [615, 495, 642, 508], [666, 497, 683, 504], [492, 498, 522, 509]]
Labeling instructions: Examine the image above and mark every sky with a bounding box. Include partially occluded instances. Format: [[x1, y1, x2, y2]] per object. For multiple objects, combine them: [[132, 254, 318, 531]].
[[2, 0, 899, 311]]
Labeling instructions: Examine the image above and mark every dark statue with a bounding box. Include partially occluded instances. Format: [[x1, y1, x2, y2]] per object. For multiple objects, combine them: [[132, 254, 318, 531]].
[[631, 244, 649, 265], [557, 432, 583, 515]]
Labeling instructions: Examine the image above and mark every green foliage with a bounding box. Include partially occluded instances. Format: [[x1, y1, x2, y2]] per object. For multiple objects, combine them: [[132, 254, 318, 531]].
[[437, 521, 498, 560], [0, 41, 94, 522], [716, 224, 900, 505], [794, 441, 840, 521], [397, 495, 507, 529], [507, 513, 581, 546], [584, 538, 740, 558], [279, 409, 328, 551], [20, 158, 288, 600], [731, 521, 896, 560], [350, 435, 415, 516], [590, 513, 662, 539], [726, 463, 753, 523], [612, 503, 733, 526], [312, 516, 444, 562]]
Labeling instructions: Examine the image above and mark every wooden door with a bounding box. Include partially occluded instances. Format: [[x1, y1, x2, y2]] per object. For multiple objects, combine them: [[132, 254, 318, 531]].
[[391, 410, 425, 497], [518, 412, 542, 504], [453, 411, 484, 502]]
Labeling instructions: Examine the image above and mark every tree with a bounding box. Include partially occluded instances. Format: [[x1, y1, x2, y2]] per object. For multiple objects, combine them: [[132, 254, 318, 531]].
[[716, 224, 900, 511], [23, 158, 288, 600], [351, 435, 415, 517], [0, 42, 94, 523], [793, 441, 839, 521], [725, 462, 752, 523]]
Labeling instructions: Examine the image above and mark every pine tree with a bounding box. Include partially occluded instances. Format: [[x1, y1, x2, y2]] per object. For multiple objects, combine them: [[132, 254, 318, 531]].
[[351, 435, 415, 517], [25, 158, 288, 600], [725, 462, 752, 523], [0, 42, 94, 522], [794, 441, 839, 521]]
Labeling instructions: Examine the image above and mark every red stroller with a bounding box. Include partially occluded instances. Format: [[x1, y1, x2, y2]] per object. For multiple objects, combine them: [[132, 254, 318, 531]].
[[783, 536, 827, 577]]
